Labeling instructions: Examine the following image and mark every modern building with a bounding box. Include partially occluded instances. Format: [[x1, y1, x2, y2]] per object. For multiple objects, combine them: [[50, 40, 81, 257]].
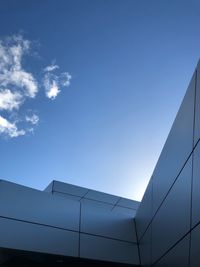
[[0, 179, 140, 266], [1, 60, 200, 267]]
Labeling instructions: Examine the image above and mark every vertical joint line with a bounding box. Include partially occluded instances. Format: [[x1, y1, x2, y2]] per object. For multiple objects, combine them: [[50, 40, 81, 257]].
[[151, 177, 153, 266], [111, 197, 122, 211], [79, 189, 90, 202], [192, 69, 197, 148], [52, 180, 55, 194], [188, 69, 197, 267], [134, 219, 141, 266], [188, 152, 194, 267], [78, 202, 82, 257]]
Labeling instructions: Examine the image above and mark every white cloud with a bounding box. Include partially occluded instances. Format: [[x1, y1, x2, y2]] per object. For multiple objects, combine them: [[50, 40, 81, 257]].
[[0, 35, 38, 98], [45, 80, 60, 100], [0, 89, 23, 111], [0, 34, 72, 138], [0, 33, 38, 143], [44, 64, 59, 72], [25, 114, 39, 125], [0, 35, 29, 70], [0, 35, 38, 138], [0, 115, 25, 138], [43, 70, 72, 100], [60, 72, 72, 86], [8, 70, 38, 98], [43, 72, 59, 100]]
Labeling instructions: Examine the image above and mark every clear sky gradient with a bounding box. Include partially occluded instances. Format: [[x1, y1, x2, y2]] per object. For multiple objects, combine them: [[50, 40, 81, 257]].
[[0, 0, 200, 201]]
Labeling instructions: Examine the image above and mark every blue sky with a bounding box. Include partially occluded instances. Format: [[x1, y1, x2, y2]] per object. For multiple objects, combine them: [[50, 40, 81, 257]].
[[0, 0, 200, 201]]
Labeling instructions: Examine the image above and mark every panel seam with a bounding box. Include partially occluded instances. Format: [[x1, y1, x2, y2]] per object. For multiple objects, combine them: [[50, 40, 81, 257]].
[[138, 139, 200, 242], [134, 218, 141, 266], [0, 215, 137, 245]]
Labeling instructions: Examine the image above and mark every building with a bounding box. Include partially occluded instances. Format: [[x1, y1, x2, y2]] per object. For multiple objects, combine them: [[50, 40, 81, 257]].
[[1, 60, 200, 266], [0, 179, 140, 266]]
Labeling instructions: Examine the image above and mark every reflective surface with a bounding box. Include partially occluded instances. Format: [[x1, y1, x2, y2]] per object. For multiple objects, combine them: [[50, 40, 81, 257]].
[[136, 61, 200, 266]]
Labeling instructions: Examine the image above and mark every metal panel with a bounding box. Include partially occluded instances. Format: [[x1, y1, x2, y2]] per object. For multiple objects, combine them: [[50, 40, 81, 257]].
[[80, 233, 139, 265], [194, 60, 200, 145], [81, 198, 113, 212], [192, 140, 200, 227], [0, 181, 80, 231], [153, 234, 189, 267], [81, 206, 137, 242], [112, 206, 137, 217], [53, 181, 88, 197], [152, 72, 195, 214], [135, 179, 153, 240], [43, 181, 53, 193], [152, 157, 192, 263], [117, 198, 139, 210], [139, 225, 152, 267], [85, 190, 119, 205], [190, 223, 200, 267], [0, 217, 79, 257], [53, 191, 81, 201]]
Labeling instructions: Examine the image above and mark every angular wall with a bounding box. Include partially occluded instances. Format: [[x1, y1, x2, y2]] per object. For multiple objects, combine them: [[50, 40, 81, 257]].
[[0, 180, 140, 266], [45, 180, 140, 265], [135, 60, 200, 267]]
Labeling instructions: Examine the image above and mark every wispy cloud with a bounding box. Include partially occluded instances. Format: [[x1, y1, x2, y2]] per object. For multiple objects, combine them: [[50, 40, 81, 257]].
[[44, 78, 60, 100], [0, 89, 23, 111], [25, 114, 39, 125], [0, 34, 72, 138], [0, 115, 25, 138], [0, 35, 38, 98], [43, 64, 72, 100], [44, 63, 59, 72], [60, 72, 72, 86]]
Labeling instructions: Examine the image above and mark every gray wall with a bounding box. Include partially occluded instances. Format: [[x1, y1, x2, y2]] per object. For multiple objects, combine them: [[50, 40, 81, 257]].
[[135, 60, 200, 267], [0, 180, 140, 265], [44, 180, 139, 216]]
